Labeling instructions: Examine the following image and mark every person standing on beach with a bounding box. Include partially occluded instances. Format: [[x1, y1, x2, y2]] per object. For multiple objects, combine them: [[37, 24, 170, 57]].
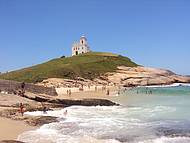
[[20, 82, 25, 96], [21, 82, 25, 89], [106, 89, 110, 95], [88, 84, 90, 89], [81, 84, 84, 91], [95, 86, 97, 91], [67, 89, 69, 95], [69, 89, 71, 96], [19, 103, 24, 116]]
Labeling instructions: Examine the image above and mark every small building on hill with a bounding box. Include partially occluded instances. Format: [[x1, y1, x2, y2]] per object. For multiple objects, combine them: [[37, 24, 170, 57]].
[[72, 36, 90, 56]]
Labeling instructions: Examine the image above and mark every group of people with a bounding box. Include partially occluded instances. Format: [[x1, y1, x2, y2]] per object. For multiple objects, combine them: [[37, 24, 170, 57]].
[[65, 84, 114, 97], [94, 85, 111, 96], [66, 89, 72, 96], [79, 84, 94, 91], [79, 85, 84, 91], [136, 88, 153, 95], [101, 85, 107, 91]]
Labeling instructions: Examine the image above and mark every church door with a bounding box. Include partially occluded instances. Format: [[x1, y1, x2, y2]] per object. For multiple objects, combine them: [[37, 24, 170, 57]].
[[76, 51, 78, 55]]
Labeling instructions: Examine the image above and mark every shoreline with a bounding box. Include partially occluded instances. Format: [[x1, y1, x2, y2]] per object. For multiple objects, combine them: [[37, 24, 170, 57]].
[[0, 82, 189, 142], [140, 82, 190, 88], [0, 87, 119, 142]]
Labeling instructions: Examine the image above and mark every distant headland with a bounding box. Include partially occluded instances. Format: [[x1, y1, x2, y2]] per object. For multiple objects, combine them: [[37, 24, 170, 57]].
[[0, 36, 190, 87]]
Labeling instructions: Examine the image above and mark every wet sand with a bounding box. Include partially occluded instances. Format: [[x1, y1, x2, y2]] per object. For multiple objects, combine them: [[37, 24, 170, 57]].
[[0, 117, 36, 140]]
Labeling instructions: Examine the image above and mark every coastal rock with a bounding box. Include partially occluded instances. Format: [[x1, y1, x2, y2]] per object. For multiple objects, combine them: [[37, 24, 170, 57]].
[[21, 92, 119, 107], [48, 98, 119, 106], [25, 116, 58, 126], [0, 140, 25, 143], [37, 66, 190, 88], [106, 66, 190, 86], [36, 78, 94, 88], [0, 79, 57, 96]]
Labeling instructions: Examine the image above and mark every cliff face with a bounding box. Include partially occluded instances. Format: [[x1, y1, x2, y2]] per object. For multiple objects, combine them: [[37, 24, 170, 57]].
[[36, 66, 190, 88], [106, 66, 190, 86]]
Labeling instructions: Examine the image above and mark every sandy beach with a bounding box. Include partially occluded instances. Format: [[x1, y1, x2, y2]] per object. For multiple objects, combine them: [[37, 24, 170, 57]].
[[56, 85, 119, 100], [0, 93, 43, 141], [0, 117, 36, 140], [0, 86, 119, 141]]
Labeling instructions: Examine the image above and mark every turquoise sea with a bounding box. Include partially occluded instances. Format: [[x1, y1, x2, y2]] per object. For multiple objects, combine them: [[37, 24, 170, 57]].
[[18, 83, 190, 143]]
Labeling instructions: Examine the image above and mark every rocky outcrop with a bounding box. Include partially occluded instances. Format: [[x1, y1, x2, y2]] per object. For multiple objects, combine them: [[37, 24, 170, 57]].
[[25, 116, 58, 126], [0, 79, 57, 96], [0, 140, 25, 143], [106, 66, 190, 86], [23, 93, 118, 107], [36, 78, 98, 88], [48, 98, 118, 106], [37, 66, 190, 88]]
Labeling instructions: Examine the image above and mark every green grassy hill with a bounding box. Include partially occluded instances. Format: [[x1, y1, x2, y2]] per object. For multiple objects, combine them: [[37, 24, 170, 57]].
[[0, 52, 138, 83]]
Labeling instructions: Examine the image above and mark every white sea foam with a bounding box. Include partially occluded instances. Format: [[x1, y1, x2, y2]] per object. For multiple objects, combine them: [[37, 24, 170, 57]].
[[141, 83, 190, 88], [19, 105, 179, 143], [140, 136, 190, 143], [19, 87, 190, 143]]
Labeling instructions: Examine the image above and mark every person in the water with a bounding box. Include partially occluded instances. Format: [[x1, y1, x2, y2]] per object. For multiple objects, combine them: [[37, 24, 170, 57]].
[[43, 106, 47, 114], [41, 102, 47, 114], [64, 110, 68, 117]]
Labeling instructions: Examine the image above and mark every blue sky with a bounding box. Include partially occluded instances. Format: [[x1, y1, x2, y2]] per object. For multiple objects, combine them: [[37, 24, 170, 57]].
[[0, 0, 190, 75]]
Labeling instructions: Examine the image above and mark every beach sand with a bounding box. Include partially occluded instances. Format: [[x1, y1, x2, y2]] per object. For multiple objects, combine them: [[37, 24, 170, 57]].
[[56, 85, 119, 100], [0, 86, 119, 141], [0, 93, 38, 141], [0, 117, 36, 140]]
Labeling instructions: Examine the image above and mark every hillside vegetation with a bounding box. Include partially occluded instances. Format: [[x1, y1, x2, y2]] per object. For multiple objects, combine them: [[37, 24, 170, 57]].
[[0, 52, 138, 83]]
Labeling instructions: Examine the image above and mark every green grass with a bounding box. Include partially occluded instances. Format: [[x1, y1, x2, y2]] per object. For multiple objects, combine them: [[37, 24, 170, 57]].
[[0, 52, 138, 83]]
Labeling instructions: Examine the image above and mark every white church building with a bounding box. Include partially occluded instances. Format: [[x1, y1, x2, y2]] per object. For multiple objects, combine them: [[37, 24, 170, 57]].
[[72, 36, 90, 56]]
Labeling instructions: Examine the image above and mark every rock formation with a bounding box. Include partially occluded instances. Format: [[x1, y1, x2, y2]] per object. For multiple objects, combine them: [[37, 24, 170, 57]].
[[0, 79, 57, 96], [106, 66, 190, 86], [37, 66, 190, 88]]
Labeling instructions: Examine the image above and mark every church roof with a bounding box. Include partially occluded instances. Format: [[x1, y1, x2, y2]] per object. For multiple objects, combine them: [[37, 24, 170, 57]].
[[80, 36, 87, 40]]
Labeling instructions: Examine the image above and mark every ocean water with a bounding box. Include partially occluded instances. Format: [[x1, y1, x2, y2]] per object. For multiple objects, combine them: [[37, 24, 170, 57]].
[[18, 83, 190, 143]]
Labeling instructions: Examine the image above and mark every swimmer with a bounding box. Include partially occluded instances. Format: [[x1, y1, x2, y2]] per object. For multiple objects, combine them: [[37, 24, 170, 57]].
[[64, 110, 68, 117]]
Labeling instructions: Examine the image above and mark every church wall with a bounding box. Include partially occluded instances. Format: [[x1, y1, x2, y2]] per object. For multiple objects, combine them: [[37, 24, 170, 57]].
[[72, 36, 90, 56]]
